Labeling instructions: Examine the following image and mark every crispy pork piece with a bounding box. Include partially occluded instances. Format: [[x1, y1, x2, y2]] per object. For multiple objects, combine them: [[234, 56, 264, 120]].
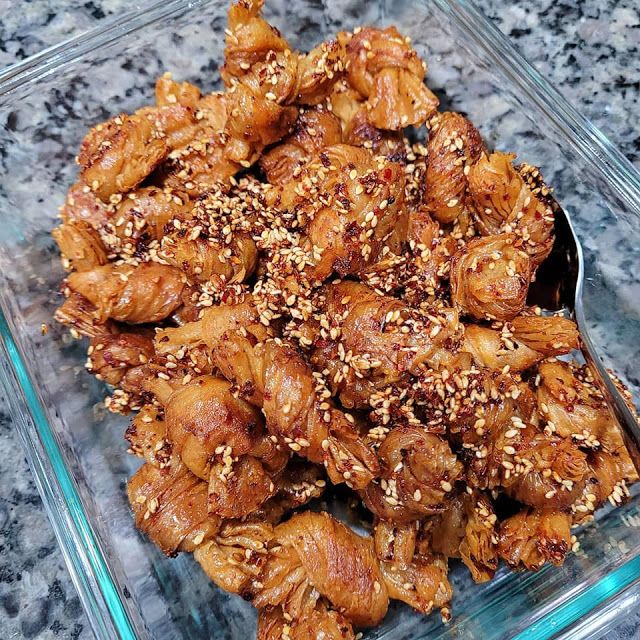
[[450, 233, 531, 321], [344, 26, 438, 129], [67, 262, 185, 324], [429, 490, 498, 583], [497, 508, 572, 571], [374, 520, 453, 613], [78, 112, 168, 202], [362, 426, 462, 523], [424, 112, 484, 224], [260, 108, 343, 185], [52, 221, 108, 272], [468, 152, 555, 266]]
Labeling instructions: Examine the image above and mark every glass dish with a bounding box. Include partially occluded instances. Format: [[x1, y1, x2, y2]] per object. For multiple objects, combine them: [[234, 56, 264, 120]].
[[1, 0, 640, 638]]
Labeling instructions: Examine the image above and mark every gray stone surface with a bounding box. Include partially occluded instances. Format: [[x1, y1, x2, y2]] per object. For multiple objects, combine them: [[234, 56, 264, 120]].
[[0, 0, 638, 638]]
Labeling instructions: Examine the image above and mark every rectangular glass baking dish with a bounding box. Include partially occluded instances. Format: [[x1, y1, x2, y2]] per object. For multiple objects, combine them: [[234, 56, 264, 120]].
[[1, 0, 640, 638]]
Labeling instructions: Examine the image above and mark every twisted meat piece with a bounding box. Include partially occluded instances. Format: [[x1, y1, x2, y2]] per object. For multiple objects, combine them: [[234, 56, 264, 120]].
[[78, 111, 168, 202], [312, 281, 461, 408], [260, 108, 343, 185], [54, 291, 115, 338], [52, 221, 108, 272], [275, 144, 406, 280], [362, 426, 462, 523], [86, 332, 154, 386], [450, 233, 531, 321], [463, 315, 579, 372], [343, 27, 438, 129], [497, 508, 572, 571], [296, 38, 345, 105], [163, 375, 286, 517], [195, 519, 275, 596], [222, 0, 290, 81], [67, 262, 185, 324], [537, 359, 613, 440], [103, 186, 190, 256], [221, 0, 299, 156], [511, 314, 579, 354], [424, 112, 484, 224], [155, 301, 380, 490], [536, 360, 637, 493], [463, 324, 542, 373], [445, 370, 587, 508], [328, 81, 403, 155], [501, 424, 588, 509], [158, 210, 258, 284], [429, 490, 498, 583], [468, 152, 555, 266], [258, 605, 354, 640], [252, 511, 389, 627], [374, 520, 452, 615], [158, 93, 247, 196], [59, 182, 110, 229], [128, 461, 220, 556]]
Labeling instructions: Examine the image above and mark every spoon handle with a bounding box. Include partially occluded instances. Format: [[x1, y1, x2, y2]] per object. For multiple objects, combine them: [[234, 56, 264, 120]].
[[575, 302, 640, 473]]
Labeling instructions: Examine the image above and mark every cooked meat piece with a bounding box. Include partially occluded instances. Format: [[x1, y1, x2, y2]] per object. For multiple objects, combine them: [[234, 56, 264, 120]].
[[296, 38, 345, 105], [163, 375, 281, 518], [344, 27, 438, 129], [429, 490, 498, 583], [78, 112, 168, 202], [374, 520, 452, 614], [159, 214, 258, 283], [463, 314, 579, 372], [258, 604, 354, 640], [501, 425, 588, 509], [536, 360, 637, 486], [450, 233, 531, 321], [164, 375, 263, 475], [67, 262, 185, 324], [128, 461, 220, 556], [497, 508, 572, 571], [260, 108, 343, 185], [362, 426, 462, 523], [463, 324, 542, 372], [510, 315, 579, 356], [274, 144, 406, 280], [155, 301, 380, 490], [155, 72, 201, 109], [222, 0, 291, 82], [86, 332, 154, 386], [52, 221, 108, 272], [105, 186, 190, 255], [468, 152, 555, 266], [59, 181, 110, 229], [255, 511, 389, 627], [312, 281, 461, 408], [195, 519, 275, 595], [424, 112, 484, 224], [54, 291, 115, 338]]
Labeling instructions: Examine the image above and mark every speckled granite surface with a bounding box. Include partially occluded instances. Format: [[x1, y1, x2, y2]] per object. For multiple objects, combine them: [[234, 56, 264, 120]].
[[0, 0, 638, 638]]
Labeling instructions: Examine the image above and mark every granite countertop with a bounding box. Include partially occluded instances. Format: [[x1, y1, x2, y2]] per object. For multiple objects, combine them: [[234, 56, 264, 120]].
[[0, 0, 638, 638]]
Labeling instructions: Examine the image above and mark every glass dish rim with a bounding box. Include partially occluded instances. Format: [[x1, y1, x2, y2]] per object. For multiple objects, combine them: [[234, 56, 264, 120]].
[[0, 0, 639, 638]]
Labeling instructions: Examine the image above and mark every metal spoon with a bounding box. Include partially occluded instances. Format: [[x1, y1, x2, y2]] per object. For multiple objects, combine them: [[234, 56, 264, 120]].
[[528, 204, 640, 469]]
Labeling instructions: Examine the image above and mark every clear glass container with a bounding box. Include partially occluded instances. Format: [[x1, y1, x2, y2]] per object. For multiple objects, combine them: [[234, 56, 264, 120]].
[[1, 0, 640, 638]]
